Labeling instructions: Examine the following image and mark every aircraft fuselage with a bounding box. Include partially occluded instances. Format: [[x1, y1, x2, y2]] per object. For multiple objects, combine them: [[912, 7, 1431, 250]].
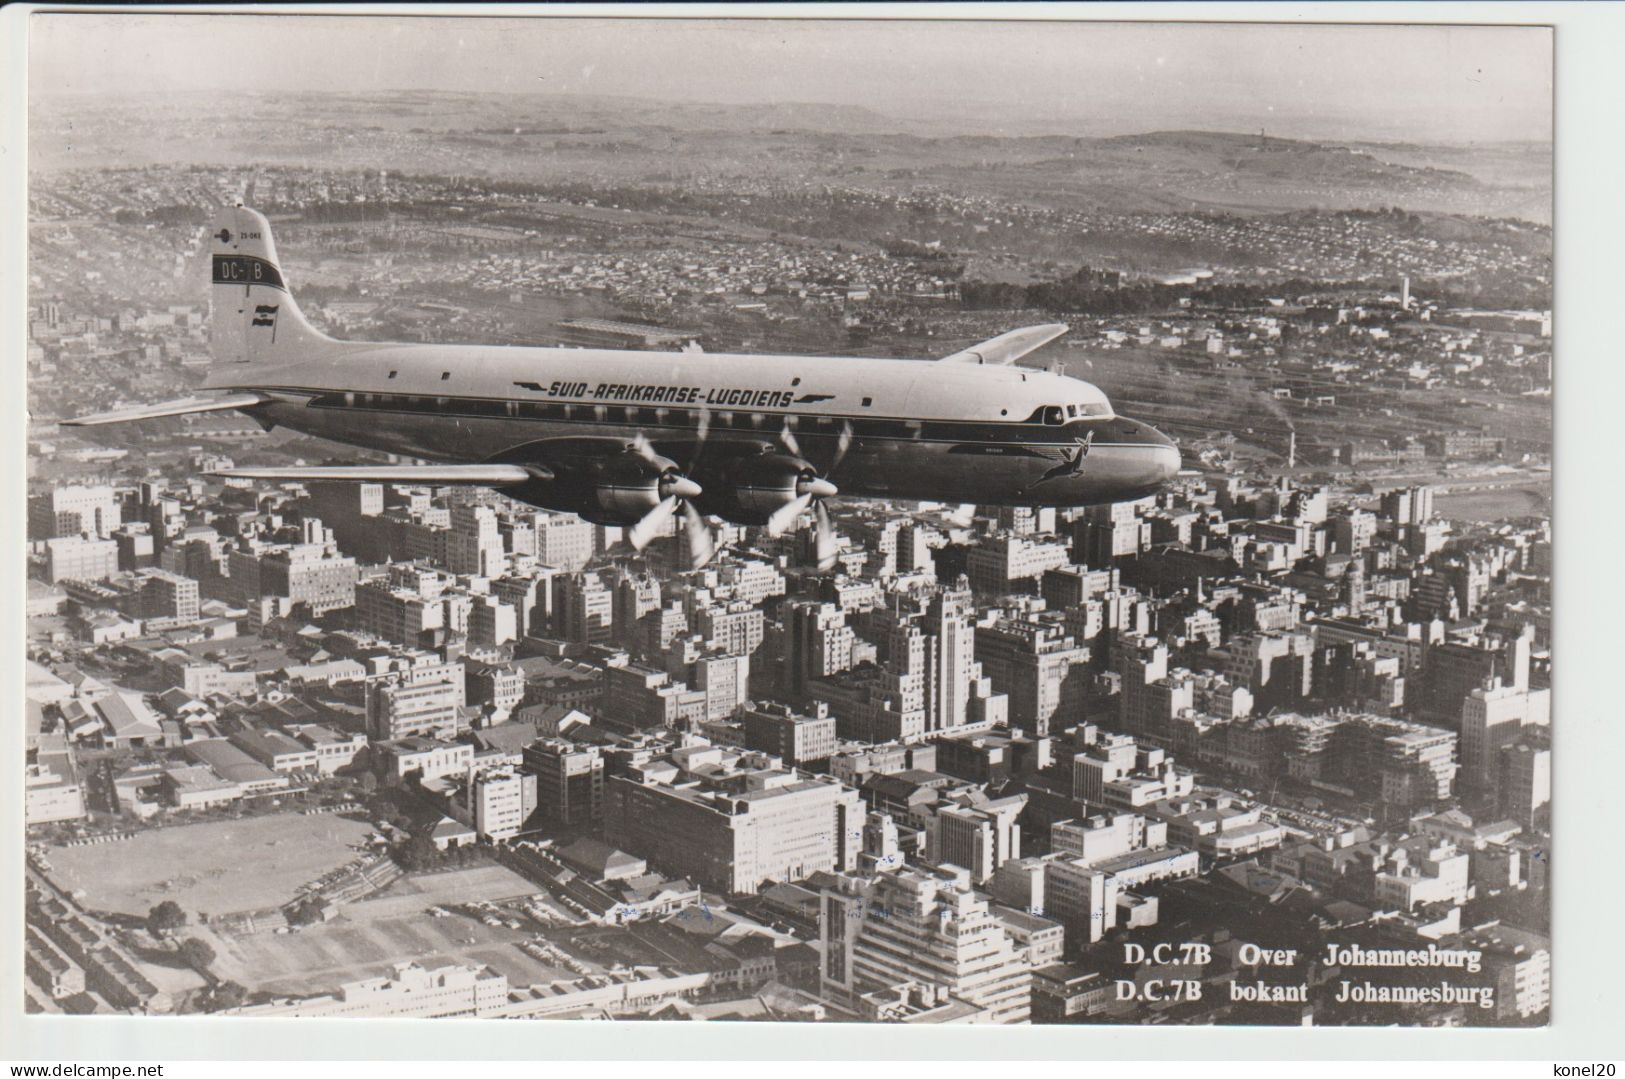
[[212, 341, 1181, 513]]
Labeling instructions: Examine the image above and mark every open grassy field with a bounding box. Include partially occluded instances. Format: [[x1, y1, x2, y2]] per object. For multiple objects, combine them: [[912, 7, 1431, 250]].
[[205, 864, 572, 996], [1435, 483, 1551, 522], [45, 814, 374, 919]]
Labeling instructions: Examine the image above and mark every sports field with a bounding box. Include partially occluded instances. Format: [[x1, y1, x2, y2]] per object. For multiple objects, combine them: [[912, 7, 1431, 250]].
[[45, 814, 375, 919], [205, 865, 572, 996], [1435, 483, 1550, 522]]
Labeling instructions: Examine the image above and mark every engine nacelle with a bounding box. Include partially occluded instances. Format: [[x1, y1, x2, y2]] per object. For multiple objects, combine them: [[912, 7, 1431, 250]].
[[498, 448, 676, 526], [696, 452, 811, 525]]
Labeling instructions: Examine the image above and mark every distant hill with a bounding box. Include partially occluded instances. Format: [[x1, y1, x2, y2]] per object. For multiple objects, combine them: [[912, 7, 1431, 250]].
[[28, 90, 1552, 221]]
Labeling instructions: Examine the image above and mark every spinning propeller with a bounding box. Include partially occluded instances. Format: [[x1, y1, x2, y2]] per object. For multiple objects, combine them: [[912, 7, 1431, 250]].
[[769, 418, 855, 572], [627, 425, 718, 569]]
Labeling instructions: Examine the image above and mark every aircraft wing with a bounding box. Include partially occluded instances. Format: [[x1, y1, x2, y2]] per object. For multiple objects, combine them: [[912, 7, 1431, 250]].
[[937, 323, 1069, 365], [59, 393, 268, 427], [215, 464, 546, 485]]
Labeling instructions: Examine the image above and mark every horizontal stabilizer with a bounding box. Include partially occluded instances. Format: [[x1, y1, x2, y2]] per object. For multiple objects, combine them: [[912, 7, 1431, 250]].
[[215, 463, 545, 486], [938, 323, 1068, 365], [59, 393, 267, 427]]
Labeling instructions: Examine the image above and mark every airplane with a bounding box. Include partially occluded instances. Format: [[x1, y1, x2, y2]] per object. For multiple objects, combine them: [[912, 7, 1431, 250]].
[[64, 206, 1181, 569]]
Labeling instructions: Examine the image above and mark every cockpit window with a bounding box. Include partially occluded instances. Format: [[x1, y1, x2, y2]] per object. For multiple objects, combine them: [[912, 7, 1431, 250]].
[[1024, 402, 1114, 424]]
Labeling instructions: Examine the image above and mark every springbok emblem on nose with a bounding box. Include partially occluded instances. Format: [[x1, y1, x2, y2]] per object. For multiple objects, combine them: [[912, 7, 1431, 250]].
[[1026, 431, 1094, 491]]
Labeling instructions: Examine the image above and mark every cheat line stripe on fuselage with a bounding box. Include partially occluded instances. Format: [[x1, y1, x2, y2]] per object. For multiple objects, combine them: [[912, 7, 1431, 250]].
[[255, 385, 1159, 450]]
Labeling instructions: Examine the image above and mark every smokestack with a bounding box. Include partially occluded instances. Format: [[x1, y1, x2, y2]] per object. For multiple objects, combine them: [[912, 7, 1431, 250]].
[[1288, 430, 1296, 470], [1401, 276, 1411, 310]]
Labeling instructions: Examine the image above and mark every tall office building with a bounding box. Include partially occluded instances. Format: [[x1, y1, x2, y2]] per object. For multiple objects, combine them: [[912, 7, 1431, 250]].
[[1461, 681, 1548, 794], [366, 679, 462, 742], [966, 534, 1072, 596], [605, 770, 863, 895], [523, 740, 605, 829], [357, 581, 446, 647], [1498, 733, 1551, 829], [466, 767, 527, 841], [44, 536, 120, 583], [820, 866, 1031, 1023], [784, 600, 856, 702], [30, 485, 121, 540], [446, 505, 506, 578], [613, 572, 663, 645], [931, 796, 1027, 883], [557, 572, 614, 644], [136, 568, 200, 622], [974, 618, 1089, 736], [258, 543, 359, 615], [927, 586, 977, 732], [468, 594, 519, 648], [493, 572, 553, 638], [742, 701, 839, 767], [533, 512, 595, 572], [1381, 485, 1435, 529]]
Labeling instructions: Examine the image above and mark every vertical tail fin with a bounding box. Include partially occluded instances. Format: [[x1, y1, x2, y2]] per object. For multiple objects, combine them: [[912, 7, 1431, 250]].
[[209, 205, 333, 369]]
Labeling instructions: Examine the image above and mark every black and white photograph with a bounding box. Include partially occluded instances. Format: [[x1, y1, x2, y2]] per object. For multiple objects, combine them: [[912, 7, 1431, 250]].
[[8, 3, 1608, 1061]]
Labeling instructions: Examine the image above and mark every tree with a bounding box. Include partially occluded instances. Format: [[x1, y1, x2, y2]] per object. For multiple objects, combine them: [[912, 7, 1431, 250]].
[[394, 833, 440, 872], [207, 981, 247, 1012], [178, 936, 216, 973], [147, 900, 186, 937]]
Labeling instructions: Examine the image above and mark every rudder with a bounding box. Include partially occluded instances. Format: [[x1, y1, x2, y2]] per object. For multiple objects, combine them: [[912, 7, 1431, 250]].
[[209, 205, 332, 368]]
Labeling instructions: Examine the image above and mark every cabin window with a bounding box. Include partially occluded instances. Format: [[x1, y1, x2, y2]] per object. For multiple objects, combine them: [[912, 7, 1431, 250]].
[[388, 370, 398, 379], [440, 371, 451, 381], [791, 377, 802, 386], [862, 397, 873, 407]]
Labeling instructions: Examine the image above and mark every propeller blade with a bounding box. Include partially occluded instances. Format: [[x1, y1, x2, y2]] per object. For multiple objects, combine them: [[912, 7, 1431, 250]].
[[693, 407, 710, 450], [630, 433, 661, 468], [766, 492, 813, 537], [628, 496, 681, 551], [682, 501, 717, 570], [829, 420, 855, 473], [779, 421, 802, 459], [676, 406, 712, 479], [814, 501, 839, 571]]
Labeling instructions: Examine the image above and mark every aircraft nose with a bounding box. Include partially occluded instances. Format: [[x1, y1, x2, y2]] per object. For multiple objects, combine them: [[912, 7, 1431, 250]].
[[1154, 440, 1182, 482], [1121, 416, 1181, 484]]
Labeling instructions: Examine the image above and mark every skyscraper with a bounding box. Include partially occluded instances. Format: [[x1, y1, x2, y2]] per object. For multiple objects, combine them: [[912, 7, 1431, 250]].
[[927, 586, 977, 732], [784, 600, 856, 702]]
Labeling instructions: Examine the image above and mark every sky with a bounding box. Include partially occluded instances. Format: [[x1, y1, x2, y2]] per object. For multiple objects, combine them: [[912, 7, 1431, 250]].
[[29, 13, 1553, 143]]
